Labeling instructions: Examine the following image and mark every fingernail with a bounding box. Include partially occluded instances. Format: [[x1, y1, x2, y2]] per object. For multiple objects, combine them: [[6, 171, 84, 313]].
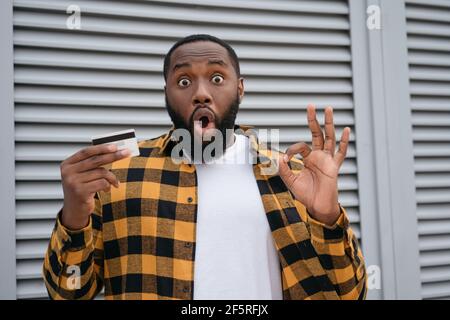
[[283, 155, 288, 162], [108, 144, 116, 151]]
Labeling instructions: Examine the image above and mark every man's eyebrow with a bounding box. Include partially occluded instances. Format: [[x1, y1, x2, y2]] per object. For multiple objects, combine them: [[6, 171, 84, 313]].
[[208, 59, 227, 67], [173, 62, 191, 71]]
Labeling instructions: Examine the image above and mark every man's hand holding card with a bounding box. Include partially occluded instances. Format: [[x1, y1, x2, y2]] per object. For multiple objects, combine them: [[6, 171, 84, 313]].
[[59, 129, 139, 230]]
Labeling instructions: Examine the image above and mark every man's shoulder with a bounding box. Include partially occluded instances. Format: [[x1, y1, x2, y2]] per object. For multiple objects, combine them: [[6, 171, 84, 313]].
[[137, 133, 167, 151]]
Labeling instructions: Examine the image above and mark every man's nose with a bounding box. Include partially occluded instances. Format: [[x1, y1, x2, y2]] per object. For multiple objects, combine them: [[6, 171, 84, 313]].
[[192, 80, 212, 105]]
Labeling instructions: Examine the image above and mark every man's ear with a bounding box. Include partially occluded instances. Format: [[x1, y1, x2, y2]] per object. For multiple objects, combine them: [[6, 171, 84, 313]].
[[238, 77, 245, 103]]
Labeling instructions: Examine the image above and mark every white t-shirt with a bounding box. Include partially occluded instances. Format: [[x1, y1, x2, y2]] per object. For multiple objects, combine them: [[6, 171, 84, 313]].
[[193, 134, 283, 300]]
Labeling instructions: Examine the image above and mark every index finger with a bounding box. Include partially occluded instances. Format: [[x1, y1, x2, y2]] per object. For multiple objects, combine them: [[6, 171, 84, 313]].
[[65, 144, 118, 165]]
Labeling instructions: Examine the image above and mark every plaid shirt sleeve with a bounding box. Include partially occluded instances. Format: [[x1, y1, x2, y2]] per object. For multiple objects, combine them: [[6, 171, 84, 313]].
[[303, 203, 367, 299], [42, 192, 104, 300], [288, 157, 367, 300]]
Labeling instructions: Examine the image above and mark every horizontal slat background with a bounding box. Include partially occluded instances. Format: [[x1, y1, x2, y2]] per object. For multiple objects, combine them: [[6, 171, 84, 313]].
[[13, 0, 360, 299], [406, 0, 450, 300]]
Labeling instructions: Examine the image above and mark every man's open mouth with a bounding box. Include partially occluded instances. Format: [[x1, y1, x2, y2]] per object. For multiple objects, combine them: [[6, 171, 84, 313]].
[[192, 108, 215, 130]]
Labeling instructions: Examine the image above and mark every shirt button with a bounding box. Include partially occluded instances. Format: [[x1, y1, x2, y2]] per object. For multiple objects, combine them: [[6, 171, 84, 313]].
[[184, 242, 192, 248], [187, 197, 193, 203]]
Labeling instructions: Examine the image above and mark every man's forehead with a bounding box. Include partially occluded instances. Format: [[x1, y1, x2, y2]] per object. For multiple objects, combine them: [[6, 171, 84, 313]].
[[170, 41, 231, 66]]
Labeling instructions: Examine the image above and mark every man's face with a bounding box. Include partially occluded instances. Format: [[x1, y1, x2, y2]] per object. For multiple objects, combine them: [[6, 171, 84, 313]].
[[164, 41, 244, 149]]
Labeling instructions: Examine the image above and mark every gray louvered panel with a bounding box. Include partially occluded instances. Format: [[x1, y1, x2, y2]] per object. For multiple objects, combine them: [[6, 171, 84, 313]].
[[16, 200, 63, 220], [17, 279, 48, 300], [14, 29, 352, 62], [14, 0, 350, 30], [417, 204, 450, 220], [13, 9, 350, 45], [409, 50, 450, 67], [406, 0, 450, 300]]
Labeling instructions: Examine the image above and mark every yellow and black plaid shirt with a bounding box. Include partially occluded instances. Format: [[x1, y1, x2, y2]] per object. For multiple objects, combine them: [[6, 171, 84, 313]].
[[43, 125, 367, 300]]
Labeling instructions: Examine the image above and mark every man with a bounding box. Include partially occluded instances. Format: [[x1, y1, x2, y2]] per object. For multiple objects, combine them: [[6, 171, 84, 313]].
[[43, 34, 367, 300]]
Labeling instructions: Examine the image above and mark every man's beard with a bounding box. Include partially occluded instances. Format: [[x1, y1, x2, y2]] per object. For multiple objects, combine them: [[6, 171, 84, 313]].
[[165, 93, 240, 161]]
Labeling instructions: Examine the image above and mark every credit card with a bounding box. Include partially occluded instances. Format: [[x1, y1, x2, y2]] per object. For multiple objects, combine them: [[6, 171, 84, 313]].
[[91, 129, 140, 157]]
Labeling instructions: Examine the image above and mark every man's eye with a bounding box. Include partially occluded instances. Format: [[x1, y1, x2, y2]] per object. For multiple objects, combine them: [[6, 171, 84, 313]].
[[178, 78, 191, 87], [211, 75, 224, 84]]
